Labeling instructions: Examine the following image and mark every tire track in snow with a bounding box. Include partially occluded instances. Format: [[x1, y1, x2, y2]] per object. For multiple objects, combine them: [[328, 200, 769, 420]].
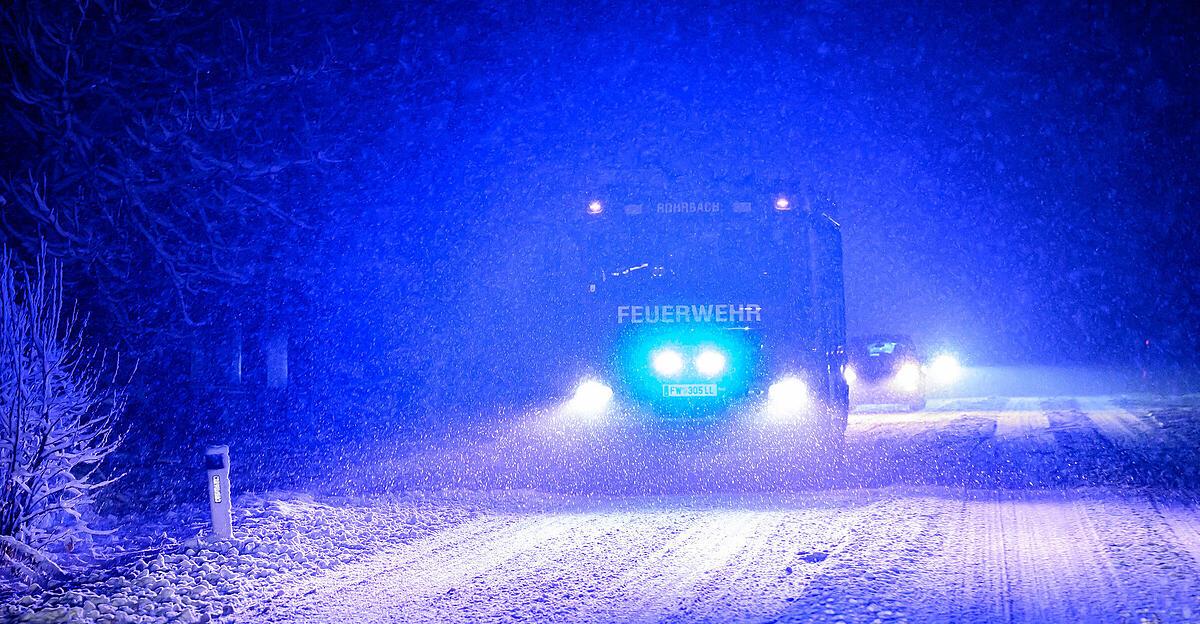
[[416, 507, 709, 623], [663, 506, 871, 623], [1079, 493, 1200, 621], [1154, 496, 1200, 570], [908, 490, 1200, 622], [968, 397, 1061, 487], [420, 498, 881, 623], [268, 496, 889, 624], [768, 493, 961, 623], [994, 397, 1054, 443], [261, 489, 1200, 623], [402, 509, 647, 623], [598, 510, 766, 622], [995, 493, 1123, 622], [263, 513, 587, 623], [249, 514, 514, 621], [1074, 396, 1154, 446], [979, 397, 1137, 487]]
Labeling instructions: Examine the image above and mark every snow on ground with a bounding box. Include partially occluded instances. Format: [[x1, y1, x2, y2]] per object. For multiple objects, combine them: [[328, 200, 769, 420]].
[[253, 487, 1200, 623], [6, 393, 1200, 623], [0, 491, 489, 623]]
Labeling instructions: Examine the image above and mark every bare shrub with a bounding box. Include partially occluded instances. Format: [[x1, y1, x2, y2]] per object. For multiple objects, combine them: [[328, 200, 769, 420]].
[[0, 248, 127, 581]]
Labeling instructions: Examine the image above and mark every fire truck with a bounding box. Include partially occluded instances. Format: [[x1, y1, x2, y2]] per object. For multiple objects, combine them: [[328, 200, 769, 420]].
[[564, 193, 850, 445]]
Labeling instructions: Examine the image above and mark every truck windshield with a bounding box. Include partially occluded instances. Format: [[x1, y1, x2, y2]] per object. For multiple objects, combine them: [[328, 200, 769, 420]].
[[588, 216, 809, 303]]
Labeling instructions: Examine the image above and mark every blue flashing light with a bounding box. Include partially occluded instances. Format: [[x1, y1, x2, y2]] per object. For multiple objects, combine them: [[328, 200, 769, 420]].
[[617, 325, 756, 406], [695, 348, 727, 377], [651, 348, 685, 377]]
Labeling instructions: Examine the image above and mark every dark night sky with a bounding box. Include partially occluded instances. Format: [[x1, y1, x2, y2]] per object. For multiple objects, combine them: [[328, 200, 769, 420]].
[[411, 0, 1200, 365], [291, 0, 1196, 378], [3, 0, 1198, 399]]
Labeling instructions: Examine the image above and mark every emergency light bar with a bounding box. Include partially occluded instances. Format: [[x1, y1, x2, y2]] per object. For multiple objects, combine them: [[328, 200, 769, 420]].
[[585, 197, 798, 216]]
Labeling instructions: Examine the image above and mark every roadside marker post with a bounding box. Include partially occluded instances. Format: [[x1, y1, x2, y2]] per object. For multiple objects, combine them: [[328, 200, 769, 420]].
[[205, 445, 233, 539]]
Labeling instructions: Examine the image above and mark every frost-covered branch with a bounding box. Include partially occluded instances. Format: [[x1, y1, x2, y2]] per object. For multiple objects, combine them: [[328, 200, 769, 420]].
[[0, 0, 328, 347], [0, 246, 129, 584]]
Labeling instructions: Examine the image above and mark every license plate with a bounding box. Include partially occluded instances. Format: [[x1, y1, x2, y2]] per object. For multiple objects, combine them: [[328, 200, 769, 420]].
[[663, 384, 718, 398]]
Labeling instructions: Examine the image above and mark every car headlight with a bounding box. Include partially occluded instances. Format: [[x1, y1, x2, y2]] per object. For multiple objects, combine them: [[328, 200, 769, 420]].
[[926, 354, 962, 385], [843, 365, 857, 385], [694, 349, 727, 377], [569, 379, 613, 415], [651, 349, 684, 377], [767, 377, 809, 419], [892, 362, 921, 393]]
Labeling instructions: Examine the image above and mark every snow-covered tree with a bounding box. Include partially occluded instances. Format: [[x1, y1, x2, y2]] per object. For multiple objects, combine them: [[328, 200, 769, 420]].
[[0, 247, 127, 582], [0, 0, 338, 354]]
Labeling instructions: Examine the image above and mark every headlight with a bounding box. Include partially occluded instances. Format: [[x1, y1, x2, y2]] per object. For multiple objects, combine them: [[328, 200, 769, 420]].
[[892, 362, 921, 393], [694, 349, 727, 377], [843, 365, 857, 384], [651, 349, 684, 377], [927, 354, 962, 385], [767, 377, 809, 419], [569, 379, 613, 415]]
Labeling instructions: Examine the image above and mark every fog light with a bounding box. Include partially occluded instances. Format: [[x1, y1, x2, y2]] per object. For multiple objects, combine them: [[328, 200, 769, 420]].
[[570, 380, 613, 415], [651, 349, 684, 377], [767, 377, 809, 419], [695, 349, 727, 377]]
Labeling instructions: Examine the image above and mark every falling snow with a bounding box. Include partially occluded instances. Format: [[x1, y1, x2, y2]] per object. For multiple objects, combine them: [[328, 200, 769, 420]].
[[1, 1, 1198, 622]]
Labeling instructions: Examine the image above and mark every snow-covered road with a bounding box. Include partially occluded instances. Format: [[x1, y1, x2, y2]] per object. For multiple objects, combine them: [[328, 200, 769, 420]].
[[263, 488, 1200, 623], [259, 395, 1200, 623], [8, 395, 1200, 622]]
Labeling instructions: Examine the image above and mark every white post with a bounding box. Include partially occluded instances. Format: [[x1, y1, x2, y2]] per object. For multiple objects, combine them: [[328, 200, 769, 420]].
[[205, 445, 233, 539]]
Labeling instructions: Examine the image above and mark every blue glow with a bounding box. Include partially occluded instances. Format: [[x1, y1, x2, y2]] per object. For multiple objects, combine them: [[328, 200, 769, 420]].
[[651, 348, 685, 377], [694, 349, 727, 377], [617, 325, 757, 408]]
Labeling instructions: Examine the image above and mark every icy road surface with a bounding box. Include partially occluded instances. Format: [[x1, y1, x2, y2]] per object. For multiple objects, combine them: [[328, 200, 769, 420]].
[[262, 395, 1200, 623]]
